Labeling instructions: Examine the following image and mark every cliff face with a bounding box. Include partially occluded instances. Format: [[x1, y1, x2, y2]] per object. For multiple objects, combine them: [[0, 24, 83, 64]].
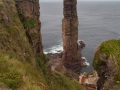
[[15, 0, 43, 58], [93, 39, 120, 90], [0, 0, 46, 89], [62, 0, 82, 73], [0, 0, 83, 89], [0, 0, 34, 63]]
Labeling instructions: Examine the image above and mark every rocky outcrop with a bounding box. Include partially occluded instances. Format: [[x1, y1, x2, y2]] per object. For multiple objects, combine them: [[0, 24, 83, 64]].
[[95, 54, 117, 90], [47, 52, 80, 80], [62, 0, 82, 73], [47, 53, 66, 74], [15, 0, 43, 58], [78, 40, 86, 49], [79, 71, 99, 90], [93, 40, 120, 90]]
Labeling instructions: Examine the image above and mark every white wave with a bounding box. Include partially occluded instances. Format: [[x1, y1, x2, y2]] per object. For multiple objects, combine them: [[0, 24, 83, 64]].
[[44, 44, 63, 54], [44, 43, 90, 67], [82, 57, 86, 60], [84, 61, 90, 67], [44, 40, 86, 54], [82, 57, 90, 67], [78, 40, 84, 43]]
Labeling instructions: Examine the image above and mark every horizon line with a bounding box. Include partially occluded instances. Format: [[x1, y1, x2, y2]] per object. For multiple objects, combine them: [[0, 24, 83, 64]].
[[40, 1, 120, 2]]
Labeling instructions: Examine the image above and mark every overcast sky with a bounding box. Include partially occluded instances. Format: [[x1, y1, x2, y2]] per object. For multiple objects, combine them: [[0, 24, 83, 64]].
[[40, 0, 120, 2]]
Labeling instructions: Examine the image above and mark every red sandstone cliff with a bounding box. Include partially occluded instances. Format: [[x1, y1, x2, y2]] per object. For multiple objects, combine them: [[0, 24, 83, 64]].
[[62, 0, 82, 73], [15, 0, 43, 58], [15, 0, 83, 74]]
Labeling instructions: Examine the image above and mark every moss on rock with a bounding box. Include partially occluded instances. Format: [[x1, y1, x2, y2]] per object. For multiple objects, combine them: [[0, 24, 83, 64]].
[[93, 39, 120, 81]]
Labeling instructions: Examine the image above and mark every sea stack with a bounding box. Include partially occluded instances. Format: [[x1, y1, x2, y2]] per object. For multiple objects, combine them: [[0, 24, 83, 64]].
[[62, 0, 82, 73]]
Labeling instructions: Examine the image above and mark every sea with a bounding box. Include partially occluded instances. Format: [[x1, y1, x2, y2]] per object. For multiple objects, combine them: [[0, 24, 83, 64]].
[[40, 1, 120, 73]]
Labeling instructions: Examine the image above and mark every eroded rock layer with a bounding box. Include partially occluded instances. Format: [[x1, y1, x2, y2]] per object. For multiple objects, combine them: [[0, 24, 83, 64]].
[[62, 0, 82, 73], [15, 0, 43, 57]]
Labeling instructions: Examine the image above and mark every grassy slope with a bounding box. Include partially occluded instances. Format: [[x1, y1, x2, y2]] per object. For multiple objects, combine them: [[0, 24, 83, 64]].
[[0, 0, 34, 64], [48, 71, 83, 90], [0, 0, 82, 90], [0, 53, 47, 90], [93, 39, 120, 81]]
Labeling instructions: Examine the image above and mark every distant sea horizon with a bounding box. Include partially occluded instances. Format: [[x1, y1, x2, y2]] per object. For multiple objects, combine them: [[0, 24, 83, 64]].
[[40, 1, 120, 3], [40, 1, 120, 73]]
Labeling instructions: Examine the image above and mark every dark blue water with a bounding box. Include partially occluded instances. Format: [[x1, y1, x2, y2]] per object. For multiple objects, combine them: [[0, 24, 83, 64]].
[[40, 1, 120, 73]]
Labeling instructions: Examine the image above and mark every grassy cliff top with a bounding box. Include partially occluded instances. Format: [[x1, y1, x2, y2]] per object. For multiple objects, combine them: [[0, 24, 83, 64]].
[[93, 39, 120, 69], [93, 39, 120, 81]]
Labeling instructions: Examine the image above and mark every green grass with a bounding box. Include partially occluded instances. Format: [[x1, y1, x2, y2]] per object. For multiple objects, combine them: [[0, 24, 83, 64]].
[[48, 71, 83, 90], [0, 0, 83, 90], [0, 53, 48, 90], [35, 56, 83, 90], [0, 0, 34, 63], [93, 39, 120, 81], [0, 54, 22, 88], [0, 0, 46, 89], [0, 53, 83, 90], [24, 18, 36, 29]]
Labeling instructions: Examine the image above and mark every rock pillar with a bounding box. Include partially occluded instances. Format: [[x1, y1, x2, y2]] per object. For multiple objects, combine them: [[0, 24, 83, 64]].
[[62, 0, 82, 73]]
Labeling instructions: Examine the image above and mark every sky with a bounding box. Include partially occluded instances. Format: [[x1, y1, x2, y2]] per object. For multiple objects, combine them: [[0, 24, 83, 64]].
[[40, 0, 120, 2]]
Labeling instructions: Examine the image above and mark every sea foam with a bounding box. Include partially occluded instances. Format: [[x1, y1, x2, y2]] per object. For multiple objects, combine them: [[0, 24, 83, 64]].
[[44, 44, 63, 54], [44, 43, 90, 67], [82, 57, 90, 67]]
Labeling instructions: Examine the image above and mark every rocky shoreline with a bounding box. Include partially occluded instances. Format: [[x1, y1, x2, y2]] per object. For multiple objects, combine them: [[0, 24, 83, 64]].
[[47, 52, 99, 90], [79, 71, 99, 90], [47, 40, 87, 73], [46, 40, 100, 90]]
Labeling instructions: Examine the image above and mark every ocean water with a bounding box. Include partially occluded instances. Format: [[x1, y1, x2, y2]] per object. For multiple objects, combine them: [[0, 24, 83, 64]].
[[40, 1, 120, 73]]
